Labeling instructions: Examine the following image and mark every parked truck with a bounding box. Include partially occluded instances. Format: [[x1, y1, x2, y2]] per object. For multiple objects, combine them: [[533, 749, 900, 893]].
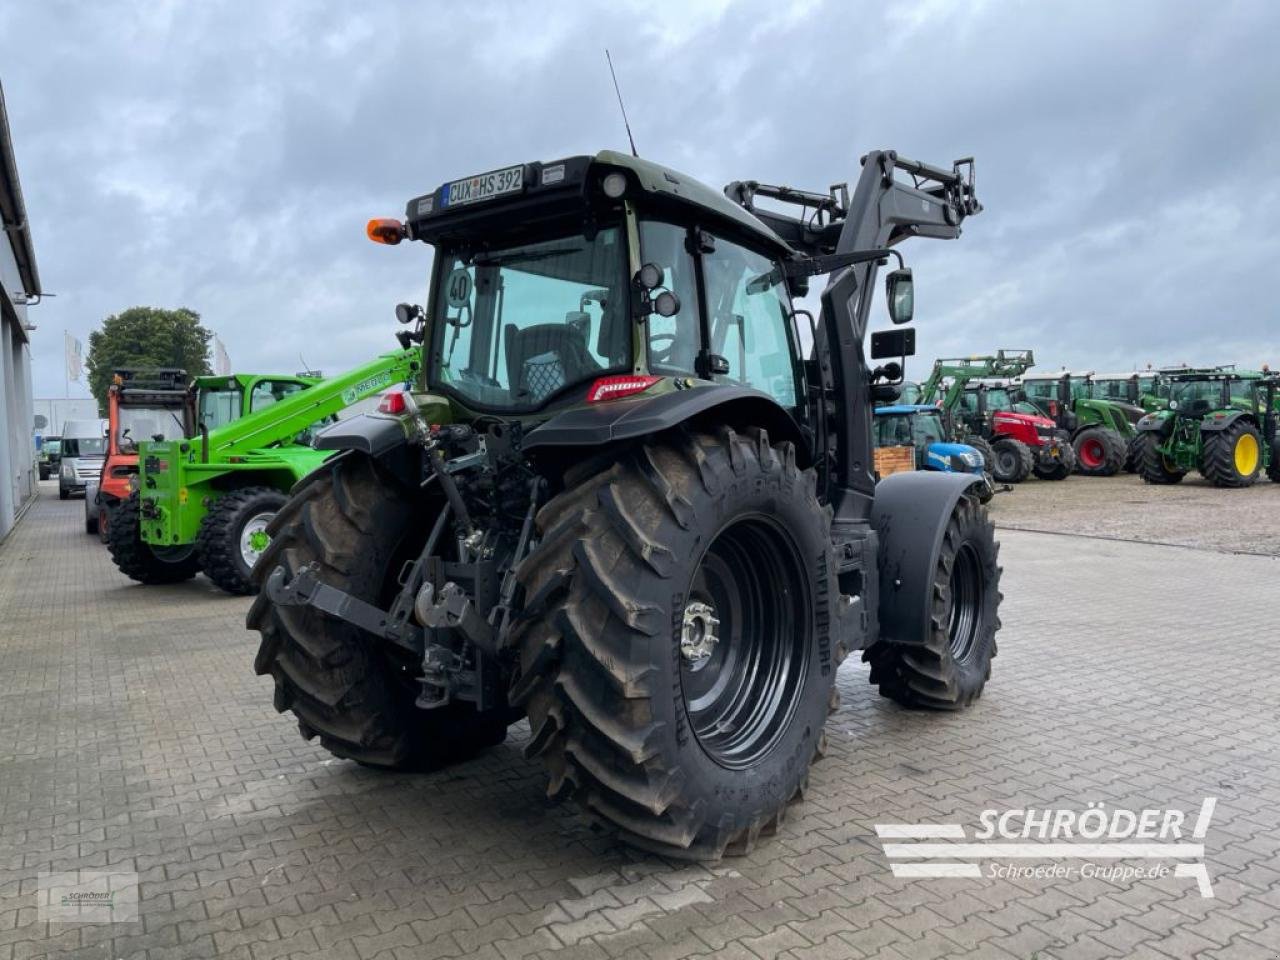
[[247, 148, 1003, 859], [108, 349, 421, 592]]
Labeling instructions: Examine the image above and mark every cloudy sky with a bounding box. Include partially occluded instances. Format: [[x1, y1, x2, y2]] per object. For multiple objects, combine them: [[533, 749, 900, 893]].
[[4, 0, 1278, 398]]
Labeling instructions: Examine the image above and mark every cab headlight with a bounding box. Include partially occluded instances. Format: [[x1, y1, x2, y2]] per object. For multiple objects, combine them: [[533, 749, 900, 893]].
[[61, 463, 74, 479]]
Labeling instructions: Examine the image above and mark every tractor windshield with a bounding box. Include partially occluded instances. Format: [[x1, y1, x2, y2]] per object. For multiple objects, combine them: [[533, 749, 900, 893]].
[[1169, 380, 1224, 412], [430, 227, 630, 410], [875, 412, 945, 448], [118, 405, 186, 452]]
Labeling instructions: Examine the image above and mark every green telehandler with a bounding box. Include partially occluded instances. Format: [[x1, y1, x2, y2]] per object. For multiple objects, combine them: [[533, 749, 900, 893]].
[[108, 349, 421, 592], [1133, 370, 1279, 487], [1019, 371, 1145, 476]]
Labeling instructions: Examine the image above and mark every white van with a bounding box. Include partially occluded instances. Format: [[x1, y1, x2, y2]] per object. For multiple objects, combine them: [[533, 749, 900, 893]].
[[59, 418, 108, 501]]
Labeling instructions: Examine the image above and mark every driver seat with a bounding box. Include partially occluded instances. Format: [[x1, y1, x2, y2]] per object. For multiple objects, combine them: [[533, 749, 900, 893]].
[[504, 323, 598, 404]]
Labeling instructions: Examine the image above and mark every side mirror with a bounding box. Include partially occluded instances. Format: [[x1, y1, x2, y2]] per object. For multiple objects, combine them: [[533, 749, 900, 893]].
[[885, 268, 914, 325], [396, 303, 424, 325], [870, 327, 916, 360]]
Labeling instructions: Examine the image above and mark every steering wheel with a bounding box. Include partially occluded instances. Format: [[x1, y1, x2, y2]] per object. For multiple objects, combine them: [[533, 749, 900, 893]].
[[649, 333, 679, 364]]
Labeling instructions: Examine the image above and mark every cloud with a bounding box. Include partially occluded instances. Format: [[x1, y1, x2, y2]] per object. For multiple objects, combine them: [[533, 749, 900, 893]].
[[3, 0, 1278, 397]]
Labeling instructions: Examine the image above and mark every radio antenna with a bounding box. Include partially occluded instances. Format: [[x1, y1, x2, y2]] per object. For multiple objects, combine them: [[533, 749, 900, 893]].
[[605, 49, 639, 157]]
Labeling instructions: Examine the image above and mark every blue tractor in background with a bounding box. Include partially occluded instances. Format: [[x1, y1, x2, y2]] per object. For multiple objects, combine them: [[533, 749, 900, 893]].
[[874, 404, 995, 502]]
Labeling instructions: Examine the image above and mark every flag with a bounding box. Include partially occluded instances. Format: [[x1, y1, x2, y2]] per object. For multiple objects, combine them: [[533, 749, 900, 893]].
[[65, 332, 82, 382], [213, 336, 231, 376]]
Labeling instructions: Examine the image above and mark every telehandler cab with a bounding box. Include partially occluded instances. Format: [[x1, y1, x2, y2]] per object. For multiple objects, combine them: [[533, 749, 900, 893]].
[[249, 149, 1002, 859]]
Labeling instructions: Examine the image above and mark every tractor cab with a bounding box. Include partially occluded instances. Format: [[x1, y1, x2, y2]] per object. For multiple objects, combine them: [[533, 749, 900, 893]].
[[376, 152, 813, 450]]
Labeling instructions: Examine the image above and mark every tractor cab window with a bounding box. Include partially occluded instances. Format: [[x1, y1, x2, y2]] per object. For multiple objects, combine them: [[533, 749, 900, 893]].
[[1170, 380, 1224, 412], [250, 380, 308, 413], [199, 388, 243, 431], [701, 235, 802, 410], [638, 221, 700, 376], [1021, 380, 1056, 400], [431, 228, 630, 410], [117, 406, 186, 452]]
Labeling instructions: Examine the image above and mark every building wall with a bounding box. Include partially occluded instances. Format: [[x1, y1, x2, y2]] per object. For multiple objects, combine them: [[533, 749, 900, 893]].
[[34, 398, 100, 437], [1, 270, 35, 542]]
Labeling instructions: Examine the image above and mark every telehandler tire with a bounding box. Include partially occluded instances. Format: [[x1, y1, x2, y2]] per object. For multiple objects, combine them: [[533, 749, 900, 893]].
[[990, 438, 1033, 483], [864, 493, 1000, 709], [107, 493, 201, 584], [1073, 427, 1124, 477], [509, 427, 842, 860], [1033, 440, 1075, 481], [1200, 420, 1262, 488], [197, 486, 289, 595], [1134, 432, 1185, 485], [249, 455, 509, 770]]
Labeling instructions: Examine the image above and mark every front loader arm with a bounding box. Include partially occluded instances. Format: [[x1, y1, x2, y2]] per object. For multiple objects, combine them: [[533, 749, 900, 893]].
[[814, 152, 980, 528]]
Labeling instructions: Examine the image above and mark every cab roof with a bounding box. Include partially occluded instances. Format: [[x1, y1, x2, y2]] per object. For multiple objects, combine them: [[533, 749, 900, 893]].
[[405, 150, 791, 257]]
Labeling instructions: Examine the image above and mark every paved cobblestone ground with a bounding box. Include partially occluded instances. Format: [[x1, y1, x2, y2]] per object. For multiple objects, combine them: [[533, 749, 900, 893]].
[[1, 481, 1278, 960]]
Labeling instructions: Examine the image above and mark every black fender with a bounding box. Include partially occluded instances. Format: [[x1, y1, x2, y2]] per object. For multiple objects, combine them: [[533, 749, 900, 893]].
[[314, 412, 409, 457], [1136, 412, 1174, 435], [871, 471, 986, 648], [522, 384, 811, 466], [1197, 410, 1253, 433]]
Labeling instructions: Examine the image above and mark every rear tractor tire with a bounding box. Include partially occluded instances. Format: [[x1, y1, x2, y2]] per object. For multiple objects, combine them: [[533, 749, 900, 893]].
[[864, 493, 1001, 709], [1134, 432, 1185, 485], [107, 493, 201, 584], [1200, 420, 1262, 488], [1033, 439, 1075, 481], [249, 456, 508, 770], [197, 486, 289, 595], [990, 438, 1033, 484], [510, 427, 842, 859], [1073, 427, 1125, 477], [1123, 435, 1142, 473]]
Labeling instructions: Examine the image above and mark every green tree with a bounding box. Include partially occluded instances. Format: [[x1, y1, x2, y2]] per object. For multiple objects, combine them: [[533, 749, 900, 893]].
[[85, 307, 213, 413]]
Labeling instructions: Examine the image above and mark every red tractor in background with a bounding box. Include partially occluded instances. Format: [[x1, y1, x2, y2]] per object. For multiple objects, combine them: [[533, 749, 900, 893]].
[[918, 352, 1074, 482], [959, 381, 1075, 481], [91, 369, 191, 539]]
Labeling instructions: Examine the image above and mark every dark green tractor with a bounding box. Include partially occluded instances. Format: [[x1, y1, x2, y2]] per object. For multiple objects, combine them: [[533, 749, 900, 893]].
[[1134, 371, 1279, 487], [248, 148, 1003, 859], [1020, 371, 1145, 476]]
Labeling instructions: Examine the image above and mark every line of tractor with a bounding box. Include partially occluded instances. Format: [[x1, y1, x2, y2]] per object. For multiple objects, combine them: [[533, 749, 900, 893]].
[[876, 356, 1278, 490]]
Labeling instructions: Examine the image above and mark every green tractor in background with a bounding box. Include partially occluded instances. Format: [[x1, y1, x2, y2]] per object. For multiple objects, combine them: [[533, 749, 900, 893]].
[[1133, 370, 1279, 487], [109, 349, 421, 592], [1086, 370, 1169, 413], [1019, 371, 1145, 476]]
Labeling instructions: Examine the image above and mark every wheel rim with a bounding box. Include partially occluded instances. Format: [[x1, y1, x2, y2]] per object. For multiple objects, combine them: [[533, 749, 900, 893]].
[[947, 542, 985, 663], [1234, 434, 1259, 476], [239, 512, 275, 569], [997, 449, 1015, 475], [680, 515, 809, 770], [1079, 438, 1104, 468], [152, 544, 194, 563]]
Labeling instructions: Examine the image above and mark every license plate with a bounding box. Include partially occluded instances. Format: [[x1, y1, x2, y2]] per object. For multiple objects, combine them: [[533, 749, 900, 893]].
[[443, 165, 524, 207]]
